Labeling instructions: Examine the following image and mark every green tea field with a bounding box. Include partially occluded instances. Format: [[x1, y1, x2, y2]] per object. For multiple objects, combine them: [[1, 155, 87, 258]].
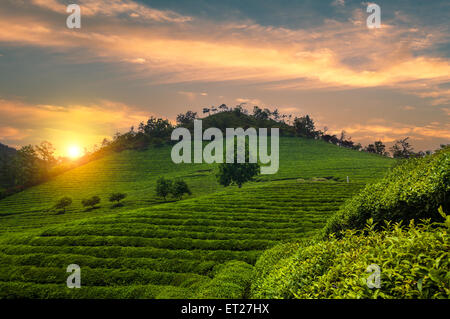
[[0, 137, 394, 298]]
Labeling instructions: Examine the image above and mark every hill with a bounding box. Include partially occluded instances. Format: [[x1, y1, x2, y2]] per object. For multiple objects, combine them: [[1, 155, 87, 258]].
[[0, 136, 394, 298], [0, 137, 392, 234], [252, 149, 449, 299]]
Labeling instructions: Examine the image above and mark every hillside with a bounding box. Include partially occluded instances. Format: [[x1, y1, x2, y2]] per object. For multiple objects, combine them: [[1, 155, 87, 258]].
[[0, 136, 394, 298], [0, 137, 392, 234], [252, 149, 449, 298]]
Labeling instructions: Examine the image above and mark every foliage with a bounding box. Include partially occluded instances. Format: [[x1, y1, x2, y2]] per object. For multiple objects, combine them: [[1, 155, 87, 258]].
[[176, 111, 197, 126], [294, 115, 318, 138], [81, 196, 101, 209], [54, 197, 72, 213], [323, 147, 449, 236], [0, 179, 361, 298], [216, 139, 260, 188], [109, 193, 127, 205], [390, 137, 415, 159], [155, 177, 173, 200], [171, 178, 191, 200], [365, 141, 387, 156], [252, 218, 449, 299], [0, 138, 393, 234], [217, 162, 260, 188], [195, 261, 254, 298]]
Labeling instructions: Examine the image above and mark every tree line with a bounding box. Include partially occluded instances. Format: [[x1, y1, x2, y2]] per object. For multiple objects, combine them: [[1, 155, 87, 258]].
[[1, 103, 447, 198]]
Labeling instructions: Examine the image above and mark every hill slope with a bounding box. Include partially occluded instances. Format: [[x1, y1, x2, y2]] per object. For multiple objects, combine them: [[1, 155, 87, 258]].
[[0, 137, 395, 298], [0, 179, 362, 298], [0, 137, 392, 235]]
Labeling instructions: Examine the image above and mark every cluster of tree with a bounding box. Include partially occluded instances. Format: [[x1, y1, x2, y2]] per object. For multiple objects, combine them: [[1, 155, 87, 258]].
[[0, 141, 57, 193], [156, 177, 191, 200], [54, 192, 127, 213], [0, 143, 17, 189], [363, 137, 439, 159], [98, 117, 174, 154]]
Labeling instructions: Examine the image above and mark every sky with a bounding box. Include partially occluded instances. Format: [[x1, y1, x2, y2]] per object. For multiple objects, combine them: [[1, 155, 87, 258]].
[[0, 0, 449, 156]]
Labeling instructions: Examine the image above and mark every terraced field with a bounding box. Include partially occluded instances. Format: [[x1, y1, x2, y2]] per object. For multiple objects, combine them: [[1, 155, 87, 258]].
[[0, 180, 363, 298], [0, 137, 392, 235], [0, 137, 394, 298]]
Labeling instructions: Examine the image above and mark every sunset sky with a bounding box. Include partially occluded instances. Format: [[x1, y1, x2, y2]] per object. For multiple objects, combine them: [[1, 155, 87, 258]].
[[0, 0, 449, 155]]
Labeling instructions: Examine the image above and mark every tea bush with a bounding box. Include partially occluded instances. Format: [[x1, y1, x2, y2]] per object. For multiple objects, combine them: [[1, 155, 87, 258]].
[[195, 261, 254, 298], [252, 218, 449, 299], [323, 147, 449, 236]]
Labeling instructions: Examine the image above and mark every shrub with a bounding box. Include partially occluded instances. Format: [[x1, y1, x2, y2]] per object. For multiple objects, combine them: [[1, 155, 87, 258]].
[[252, 216, 449, 299], [195, 261, 254, 298], [81, 196, 101, 210], [109, 193, 127, 206], [323, 147, 449, 236], [156, 177, 172, 200], [54, 197, 72, 213]]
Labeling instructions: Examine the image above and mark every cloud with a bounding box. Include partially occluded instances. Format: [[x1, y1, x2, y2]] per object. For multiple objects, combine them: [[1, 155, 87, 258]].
[[0, 98, 151, 154], [177, 91, 208, 100], [0, 2, 448, 91], [331, 0, 345, 7], [339, 121, 450, 143], [236, 98, 263, 106], [401, 105, 416, 111], [124, 57, 147, 64], [30, 0, 192, 23], [0, 126, 30, 141], [0, 1, 448, 152]]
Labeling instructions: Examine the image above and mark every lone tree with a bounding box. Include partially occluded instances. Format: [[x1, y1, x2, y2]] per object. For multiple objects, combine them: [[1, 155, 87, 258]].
[[390, 137, 415, 158], [54, 197, 72, 213], [216, 140, 260, 188], [109, 193, 127, 206], [156, 177, 172, 200], [171, 179, 191, 200], [82, 196, 101, 210]]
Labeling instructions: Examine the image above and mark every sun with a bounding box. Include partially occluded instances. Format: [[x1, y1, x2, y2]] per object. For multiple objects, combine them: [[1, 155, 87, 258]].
[[67, 145, 83, 159]]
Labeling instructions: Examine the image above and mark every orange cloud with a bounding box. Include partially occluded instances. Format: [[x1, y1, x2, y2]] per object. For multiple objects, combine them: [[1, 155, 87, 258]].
[[0, 98, 151, 155], [0, 2, 448, 90], [339, 121, 450, 144], [31, 0, 192, 22]]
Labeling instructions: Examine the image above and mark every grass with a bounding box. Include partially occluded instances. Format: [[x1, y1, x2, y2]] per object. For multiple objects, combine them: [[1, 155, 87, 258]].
[[0, 137, 394, 298]]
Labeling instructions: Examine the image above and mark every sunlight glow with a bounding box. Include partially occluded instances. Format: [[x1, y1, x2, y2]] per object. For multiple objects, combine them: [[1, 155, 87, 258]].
[[67, 145, 83, 159]]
